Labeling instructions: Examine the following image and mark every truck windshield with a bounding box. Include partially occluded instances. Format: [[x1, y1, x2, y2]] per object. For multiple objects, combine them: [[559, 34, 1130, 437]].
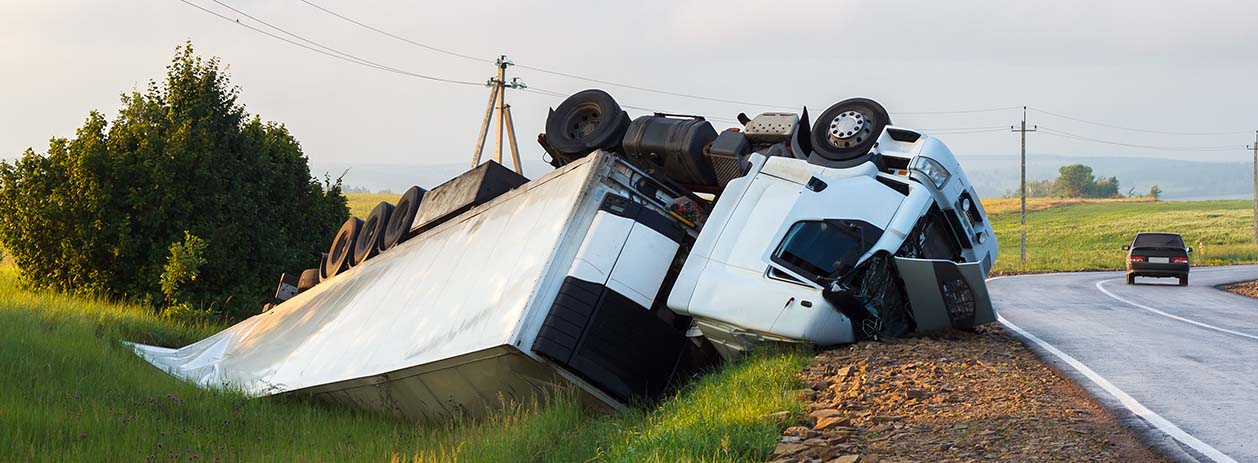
[[772, 220, 883, 282]]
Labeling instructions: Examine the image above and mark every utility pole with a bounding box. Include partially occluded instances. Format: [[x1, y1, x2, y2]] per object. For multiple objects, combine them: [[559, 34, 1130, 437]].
[[1250, 131, 1258, 245], [1011, 107, 1036, 266], [471, 55, 525, 173]]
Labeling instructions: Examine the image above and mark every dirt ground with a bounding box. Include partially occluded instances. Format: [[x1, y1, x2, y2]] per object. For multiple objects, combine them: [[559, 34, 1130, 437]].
[[767, 326, 1166, 463], [1218, 280, 1258, 299]]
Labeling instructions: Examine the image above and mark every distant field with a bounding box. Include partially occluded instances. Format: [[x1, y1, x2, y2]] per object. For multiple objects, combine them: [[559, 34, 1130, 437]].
[[985, 199, 1258, 273], [346, 192, 397, 218], [0, 265, 807, 462], [979, 197, 1154, 216]]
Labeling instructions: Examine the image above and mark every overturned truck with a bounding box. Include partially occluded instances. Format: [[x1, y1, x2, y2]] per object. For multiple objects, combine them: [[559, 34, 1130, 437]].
[[132, 90, 998, 420]]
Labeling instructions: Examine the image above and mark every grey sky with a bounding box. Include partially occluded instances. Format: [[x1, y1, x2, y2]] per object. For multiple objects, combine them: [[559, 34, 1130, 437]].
[[2, 0, 1256, 174]]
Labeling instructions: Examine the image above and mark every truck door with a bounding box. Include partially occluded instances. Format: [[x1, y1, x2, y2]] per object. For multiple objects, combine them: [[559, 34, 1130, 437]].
[[532, 194, 689, 402]]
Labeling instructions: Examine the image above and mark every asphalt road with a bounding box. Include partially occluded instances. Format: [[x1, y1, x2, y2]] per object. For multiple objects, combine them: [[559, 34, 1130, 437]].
[[989, 265, 1258, 463]]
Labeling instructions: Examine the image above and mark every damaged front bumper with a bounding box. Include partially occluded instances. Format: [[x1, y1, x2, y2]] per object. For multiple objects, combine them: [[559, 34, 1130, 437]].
[[825, 253, 995, 341]]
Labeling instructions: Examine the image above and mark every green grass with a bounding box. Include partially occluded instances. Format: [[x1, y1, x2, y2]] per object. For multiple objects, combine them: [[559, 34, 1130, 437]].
[[0, 265, 809, 462], [987, 199, 1258, 273]]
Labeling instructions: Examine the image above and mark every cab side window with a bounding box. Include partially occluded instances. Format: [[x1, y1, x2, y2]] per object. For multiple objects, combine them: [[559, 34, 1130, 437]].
[[772, 220, 873, 282]]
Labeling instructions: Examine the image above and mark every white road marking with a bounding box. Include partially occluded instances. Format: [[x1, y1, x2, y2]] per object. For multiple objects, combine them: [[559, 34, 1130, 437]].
[[1095, 279, 1258, 341], [998, 316, 1238, 463]]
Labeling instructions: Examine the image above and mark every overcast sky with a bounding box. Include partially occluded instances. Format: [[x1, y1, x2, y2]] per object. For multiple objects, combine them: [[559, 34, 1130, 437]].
[[2, 0, 1257, 174]]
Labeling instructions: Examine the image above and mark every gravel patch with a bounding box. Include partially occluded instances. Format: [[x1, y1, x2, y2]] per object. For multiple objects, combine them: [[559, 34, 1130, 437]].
[[1218, 280, 1258, 299], [767, 326, 1165, 463]]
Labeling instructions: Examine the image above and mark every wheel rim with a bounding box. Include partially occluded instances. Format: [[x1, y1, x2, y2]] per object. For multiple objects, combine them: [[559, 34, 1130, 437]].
[[565, 104, 602, 140], [826, 110, 871, 149]]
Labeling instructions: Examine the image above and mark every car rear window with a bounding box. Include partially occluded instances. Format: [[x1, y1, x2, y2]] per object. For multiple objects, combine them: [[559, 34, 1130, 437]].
[[1133, 233, 1185, 249]]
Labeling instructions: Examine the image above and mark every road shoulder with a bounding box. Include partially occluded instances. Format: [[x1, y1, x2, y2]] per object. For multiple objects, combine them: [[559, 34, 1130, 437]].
[[768, 326, 1165, 463]]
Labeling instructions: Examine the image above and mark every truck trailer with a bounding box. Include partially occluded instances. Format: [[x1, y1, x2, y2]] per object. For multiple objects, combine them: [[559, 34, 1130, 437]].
[[132, 90, 998, 420]]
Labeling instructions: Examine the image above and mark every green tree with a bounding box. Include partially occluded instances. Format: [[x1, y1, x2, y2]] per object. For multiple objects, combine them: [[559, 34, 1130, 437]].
[[1088, 175, 1120, 198], [1050, 164, 1121, 198], [1150, 184, 1163, 201], [1051, 164, 1094, 198], [0, 43, 348, 319]]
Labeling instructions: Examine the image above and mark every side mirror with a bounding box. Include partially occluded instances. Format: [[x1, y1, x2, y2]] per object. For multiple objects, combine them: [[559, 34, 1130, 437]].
[[1122, 245, 1130, 251], [1188, 247, 1194, 253]]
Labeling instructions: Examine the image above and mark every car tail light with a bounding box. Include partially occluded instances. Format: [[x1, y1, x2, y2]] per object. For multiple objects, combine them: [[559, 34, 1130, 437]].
[[1128, 256, 1145, 263], [1172, 256, 1189, 264]]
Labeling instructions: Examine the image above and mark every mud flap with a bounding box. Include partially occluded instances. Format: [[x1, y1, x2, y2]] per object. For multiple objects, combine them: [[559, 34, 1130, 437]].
[[893, 257, 995, 332]]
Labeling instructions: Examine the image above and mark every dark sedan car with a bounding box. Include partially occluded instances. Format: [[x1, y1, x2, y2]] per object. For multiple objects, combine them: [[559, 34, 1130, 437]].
[[1123, 232, 1191, 285]]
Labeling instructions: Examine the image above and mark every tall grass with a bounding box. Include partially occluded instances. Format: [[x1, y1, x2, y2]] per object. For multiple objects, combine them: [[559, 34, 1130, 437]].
[[0, 266, 808, 462]]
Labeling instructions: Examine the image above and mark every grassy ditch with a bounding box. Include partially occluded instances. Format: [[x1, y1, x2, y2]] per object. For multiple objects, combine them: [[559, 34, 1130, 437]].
[[0, 266, 808, 462], [985, 199, 1258, 273]]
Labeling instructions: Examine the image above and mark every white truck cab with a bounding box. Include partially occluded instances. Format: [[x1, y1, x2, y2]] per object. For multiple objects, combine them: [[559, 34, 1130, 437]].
[[667, 113, 997, 357]]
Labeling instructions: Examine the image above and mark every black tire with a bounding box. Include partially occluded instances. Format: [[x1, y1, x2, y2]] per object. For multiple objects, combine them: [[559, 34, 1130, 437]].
[[1126, 274, 1135, 285], [543, 89, 630, 158], [325, 217, 363, 279], [1179, 275, 1188, 286], [809, 98, 891, 163], [353, 201, 394, 266], [382, 186, 425, 251], [317, 252, 330, 281], [297, 268, 320, 291]]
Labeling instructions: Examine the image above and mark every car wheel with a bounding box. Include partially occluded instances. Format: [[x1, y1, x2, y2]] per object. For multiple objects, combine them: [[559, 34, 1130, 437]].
[[543, 89, 631, 160], [382, 186, 425, 251], [1126, 274, 1134, 285], [353, 201, 394, 266], [1179, 275, 1188, 286], [325, 217, 364, 278], [809, 98, 890, 163]]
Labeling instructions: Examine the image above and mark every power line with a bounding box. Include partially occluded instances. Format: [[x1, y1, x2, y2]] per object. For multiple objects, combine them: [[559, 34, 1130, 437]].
[[893, 106, 1021, 116], [176, 0, 482, 86], [1029, 107, 1251, 136], [1038, 127, 1243, 152], [296, 0, 799, 110], [294, 0, 1021, 115], [927, 128, 1012, 135], [523, 87, 742, 124], [297, 0, 494, 65]]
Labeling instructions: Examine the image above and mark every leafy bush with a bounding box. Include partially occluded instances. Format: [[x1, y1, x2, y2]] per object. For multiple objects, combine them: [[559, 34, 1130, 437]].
[[0, 43, 347, 319], [160, 231, 208, 305]]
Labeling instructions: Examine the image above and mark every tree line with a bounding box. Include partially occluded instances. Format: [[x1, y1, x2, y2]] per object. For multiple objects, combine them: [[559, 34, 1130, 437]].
[[1007, 163, 1161, 200]]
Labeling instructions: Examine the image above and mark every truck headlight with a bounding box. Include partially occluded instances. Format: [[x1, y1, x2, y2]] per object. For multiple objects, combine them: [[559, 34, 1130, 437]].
[[911, 156, 951, 189]]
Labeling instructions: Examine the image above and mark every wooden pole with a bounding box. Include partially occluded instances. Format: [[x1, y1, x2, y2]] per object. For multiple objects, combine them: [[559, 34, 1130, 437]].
[[470, 83, 500, 168], [504, 104, 523, 173], [494, 56, 507, 164]]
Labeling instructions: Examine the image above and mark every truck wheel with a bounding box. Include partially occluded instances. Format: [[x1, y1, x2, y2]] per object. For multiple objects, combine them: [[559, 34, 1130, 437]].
[[1179, 275, 1188, 286], [318, 252, 330, 281], [353, 201, 394, 266], [382, 186, 425, 251], [297, 268, 320, 291], [544, 89, 631, 159], [326, 217, 363, 278], [810, 98, 890, 163]]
